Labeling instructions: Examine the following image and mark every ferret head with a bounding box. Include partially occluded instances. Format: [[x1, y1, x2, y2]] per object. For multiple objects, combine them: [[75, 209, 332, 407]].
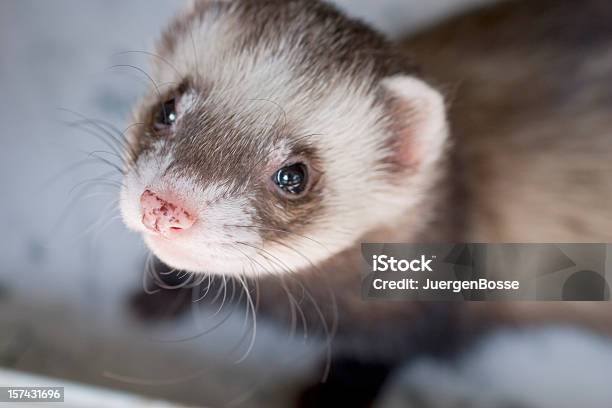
[[120, 0, 448, 276]]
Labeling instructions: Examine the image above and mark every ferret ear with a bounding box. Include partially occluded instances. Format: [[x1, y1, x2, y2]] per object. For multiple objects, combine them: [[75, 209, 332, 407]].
[[381, 76, 448, 171]]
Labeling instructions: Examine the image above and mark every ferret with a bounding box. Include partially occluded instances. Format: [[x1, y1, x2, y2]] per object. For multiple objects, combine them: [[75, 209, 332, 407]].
[[118, 0, 612, 406]]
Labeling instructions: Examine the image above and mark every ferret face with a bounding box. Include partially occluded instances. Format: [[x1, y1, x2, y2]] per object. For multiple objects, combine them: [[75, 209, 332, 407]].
[[120, 0, 448, 276]]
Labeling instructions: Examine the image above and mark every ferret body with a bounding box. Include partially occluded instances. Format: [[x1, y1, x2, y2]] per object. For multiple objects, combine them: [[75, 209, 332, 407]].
[[120, 0, 612, 406], [406, 0, 612, 243]]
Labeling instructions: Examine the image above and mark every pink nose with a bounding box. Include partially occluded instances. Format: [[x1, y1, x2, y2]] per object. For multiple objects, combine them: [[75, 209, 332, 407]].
[[140, 189, 195, 235]]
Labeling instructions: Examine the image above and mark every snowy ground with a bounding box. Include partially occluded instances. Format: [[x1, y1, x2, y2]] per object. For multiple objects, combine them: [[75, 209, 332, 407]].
[[0, 1, 490, 406]]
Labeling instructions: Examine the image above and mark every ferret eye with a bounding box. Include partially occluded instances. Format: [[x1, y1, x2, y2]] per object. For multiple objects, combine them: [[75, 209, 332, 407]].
[[273, 163, 309, 196], [154, 98, 177, 128]]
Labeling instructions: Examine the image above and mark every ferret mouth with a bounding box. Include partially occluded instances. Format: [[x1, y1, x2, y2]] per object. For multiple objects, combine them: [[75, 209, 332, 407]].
[[145, 235, 200, 266], [143, 234, 254, 275]]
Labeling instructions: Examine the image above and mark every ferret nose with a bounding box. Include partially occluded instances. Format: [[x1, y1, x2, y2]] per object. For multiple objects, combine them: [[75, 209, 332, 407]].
[[140, 189, 196, 235]]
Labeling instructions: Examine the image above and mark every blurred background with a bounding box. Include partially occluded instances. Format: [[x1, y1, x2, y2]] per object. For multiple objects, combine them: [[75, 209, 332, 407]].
[[0, 0, 494, 406]]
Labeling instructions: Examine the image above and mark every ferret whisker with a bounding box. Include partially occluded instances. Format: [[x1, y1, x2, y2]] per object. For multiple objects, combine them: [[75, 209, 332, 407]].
[[281, 276, 302, 341], [68, 147, 125, 178], [69, 176, 123, 197], [267, 237, 322, 277], [59, 109, 135, 159], [221, 271, 309, 407], [152, 270, 194, 290], [195, 272, 210, 286], [185, 276, 231, 338], [189, 284, 206, 332], [154, 283, 241, 344], [175, 270, 188, 280], [64, 120, 126, 162], [108, 64, 165, 101], [184, 272, 209, 289], [209, 275, 229, 318], [198, 274, 225, 306], [266, 236, 338, 346], [75, 192, 120, 206], [284, 274, 335, 383], [87, 149, 124, 163], [120, 122, 146, 170], [95, 211, 123, 230], [68, 116, 131, 151], [48, 174, 121, 236], [153, 307, 237, 344], [61, 115, 126, 154], [218, 275, 231, 315], [113, 50, 182, 78], [75, 198, 121, 240], [266, 262, 309, 342], [233, 272, 258, 364], [59, 200, 120, 246], [122, 121, 146, 133], [158, 267, 179, 276], [70, 183, 122, 201], [252, 273, 260, 315], [90, 214, 124, 246], [226, 247, 283, 363], [86, 151, 125, 175], [172, 274, 208, 331], [41, 158, 112, 190], [281, 275, 309, 342], [193, 275, 214, 302], [224, 224, 328, 252], [234, 277, 257, 364], [142, 253, 160, 295], [235, 242, 309, 342], [235, 241, 294, 274], [102, 368, 209, 387]]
